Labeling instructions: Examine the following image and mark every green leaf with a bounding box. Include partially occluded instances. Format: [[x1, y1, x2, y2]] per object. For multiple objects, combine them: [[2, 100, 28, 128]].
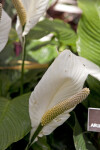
[[0, 93, 31, 150], [73, 114, 96, 150], [77, 0, 100, 66], [84, 75, 100, 108], [0, 44, 14, 65], [27, 41, 58, 64], [87, 75, 100, 96], [0, 70, 21, 98], [32, 136, 51, 150], [27, 19, 76, 46], [73, 115, 87, 150]]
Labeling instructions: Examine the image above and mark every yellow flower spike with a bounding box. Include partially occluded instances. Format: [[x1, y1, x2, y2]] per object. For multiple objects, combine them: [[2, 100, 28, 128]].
[[0, 3, 2, 20], [12, 0, 26, 26], [41, 88, 90, 126]]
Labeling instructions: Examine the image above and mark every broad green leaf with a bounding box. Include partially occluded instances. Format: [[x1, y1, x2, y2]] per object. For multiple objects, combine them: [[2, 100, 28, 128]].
[[0, 72, 12, 97], [87, 75, 100, 96], [83, 75, 100, 108], [26, 40, 53, 52], [0, 70, 21, 98], [27, 41, 58, 64], [73, 114, 96, 150], [27, 19, 76, 46], [73, 115, 87, 150], [77, 0, 100, 66], [0, 44, 14, 65], [86, 93, 100, 108], [0, 93, 31, 150]]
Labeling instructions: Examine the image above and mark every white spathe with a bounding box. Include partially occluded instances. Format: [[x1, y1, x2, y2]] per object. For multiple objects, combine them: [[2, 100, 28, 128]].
[[29, 50, 100, 139], [0, 9, 11, 52], [54, 4, 82, 14], [16, 0, 49, 38]]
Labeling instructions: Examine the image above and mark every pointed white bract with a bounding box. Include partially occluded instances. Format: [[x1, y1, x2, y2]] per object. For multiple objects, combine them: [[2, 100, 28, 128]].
[[29, 50, 100, 140], [0, 9, 11, 52], [16, 0, 49, 38]]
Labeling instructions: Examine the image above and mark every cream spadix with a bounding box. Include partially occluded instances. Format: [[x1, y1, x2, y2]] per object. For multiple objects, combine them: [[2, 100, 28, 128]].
[[41, 88, 90, 126], [12, 0, 26, 26], [29, 50, 100, 140]]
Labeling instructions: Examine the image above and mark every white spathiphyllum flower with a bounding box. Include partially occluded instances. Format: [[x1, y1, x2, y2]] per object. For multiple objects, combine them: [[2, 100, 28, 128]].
[[29, 50, 100, 142], [0, 9, 11, 52], [12, 0, 49, 39]]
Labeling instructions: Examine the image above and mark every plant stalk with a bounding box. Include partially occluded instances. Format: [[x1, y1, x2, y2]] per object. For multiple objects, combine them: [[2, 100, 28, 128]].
[[25, 124, 43, 150], [20, 36, 26, 94]]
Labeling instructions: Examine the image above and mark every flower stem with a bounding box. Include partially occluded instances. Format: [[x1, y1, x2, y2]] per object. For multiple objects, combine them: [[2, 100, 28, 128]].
[[20, 36, 26, 94], [25, 124, 43, 150]]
